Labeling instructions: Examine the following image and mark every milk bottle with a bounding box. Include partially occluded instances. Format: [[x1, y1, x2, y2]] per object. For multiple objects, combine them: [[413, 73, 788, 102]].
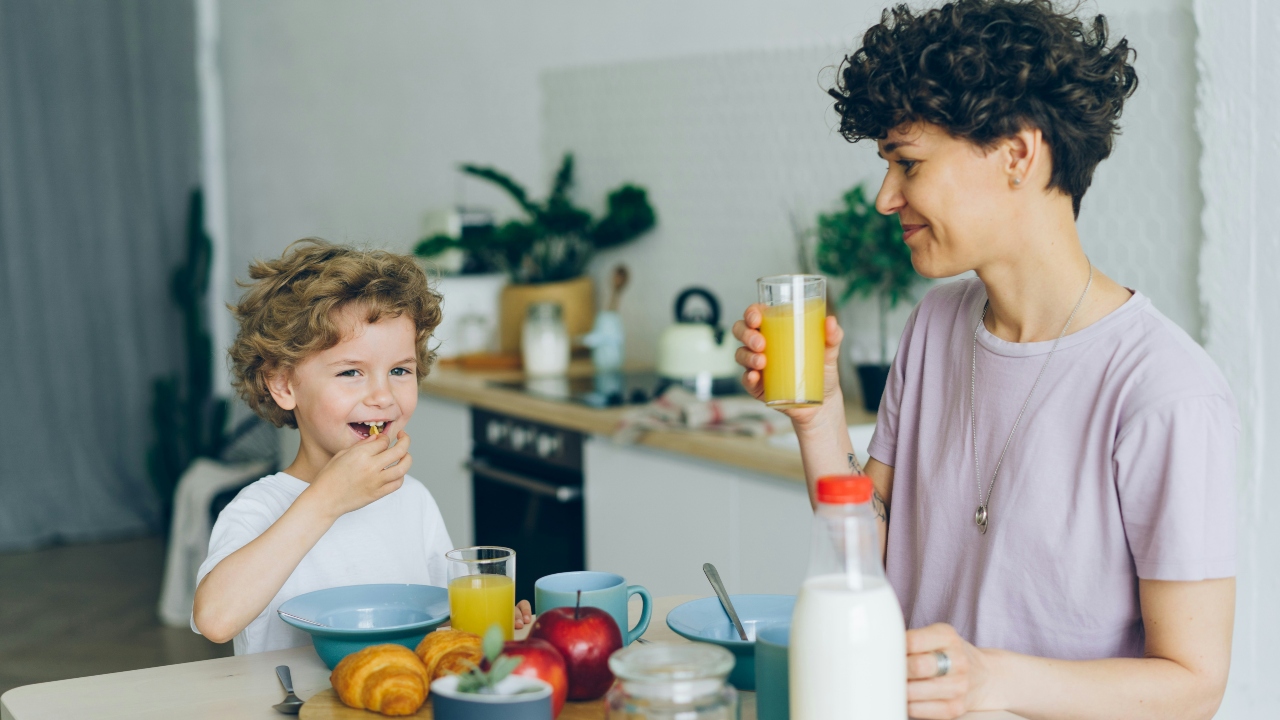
[[790, 475, 906, 719]]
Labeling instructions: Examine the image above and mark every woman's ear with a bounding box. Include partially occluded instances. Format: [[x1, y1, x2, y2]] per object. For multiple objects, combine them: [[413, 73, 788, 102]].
[[265, 367, 298, 412], [1003, 127, 1044, 188]]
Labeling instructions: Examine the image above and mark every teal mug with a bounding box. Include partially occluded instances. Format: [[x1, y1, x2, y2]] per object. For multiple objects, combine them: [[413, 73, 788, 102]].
[[755, 623, 790, 720], [534, 571, 652, 646]]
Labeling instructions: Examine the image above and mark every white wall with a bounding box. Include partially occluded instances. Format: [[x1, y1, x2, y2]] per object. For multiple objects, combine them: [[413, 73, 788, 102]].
[[541, 3, 1202, 370], [213, 0, 1205, 404], [1195, 0, 1280, 715], [215, 0, 883, 300]]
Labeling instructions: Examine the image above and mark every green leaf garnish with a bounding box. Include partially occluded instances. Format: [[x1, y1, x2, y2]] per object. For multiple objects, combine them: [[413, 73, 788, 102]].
[[488, 655, 522, 685], [482, 625, 504, 663], [456, 626, 527, 695]]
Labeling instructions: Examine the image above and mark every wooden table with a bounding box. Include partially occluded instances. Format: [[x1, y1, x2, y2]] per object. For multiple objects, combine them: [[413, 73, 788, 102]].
[[0, 596, 1020, 719]]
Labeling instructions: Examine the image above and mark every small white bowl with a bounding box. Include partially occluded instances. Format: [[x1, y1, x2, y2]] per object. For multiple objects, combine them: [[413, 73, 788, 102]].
[[429, 675, 553, 720]]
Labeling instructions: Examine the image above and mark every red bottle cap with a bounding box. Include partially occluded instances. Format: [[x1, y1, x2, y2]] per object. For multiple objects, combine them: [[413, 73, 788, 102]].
[[816, 475, 873, 504]]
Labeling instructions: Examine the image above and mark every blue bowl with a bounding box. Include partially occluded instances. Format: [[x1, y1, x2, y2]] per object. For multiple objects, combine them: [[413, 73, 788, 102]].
[[277, 584, 450, 669], [665, 594, 795, 691]]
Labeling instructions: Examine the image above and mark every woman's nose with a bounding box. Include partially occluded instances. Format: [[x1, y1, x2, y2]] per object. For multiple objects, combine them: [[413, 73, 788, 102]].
[[876, 172, 905, 216]]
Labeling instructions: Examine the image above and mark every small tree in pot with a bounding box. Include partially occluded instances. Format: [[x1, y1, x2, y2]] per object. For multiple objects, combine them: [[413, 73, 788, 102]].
[[416, 153, 655, 353], [815, 184, 924, 412]]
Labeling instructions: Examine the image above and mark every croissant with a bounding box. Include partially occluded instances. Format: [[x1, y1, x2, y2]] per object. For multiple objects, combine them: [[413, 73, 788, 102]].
[[330, 643, 429, 716], [415, 628, 484, 680]]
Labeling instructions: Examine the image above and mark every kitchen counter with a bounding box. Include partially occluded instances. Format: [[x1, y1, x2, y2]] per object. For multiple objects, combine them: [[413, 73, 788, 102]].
[[419, 362, 876, 484], [1, 595, 1022, 720]]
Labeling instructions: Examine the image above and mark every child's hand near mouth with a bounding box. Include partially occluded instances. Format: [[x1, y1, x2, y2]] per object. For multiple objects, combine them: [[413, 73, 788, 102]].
[[308, 430, 413, 519]]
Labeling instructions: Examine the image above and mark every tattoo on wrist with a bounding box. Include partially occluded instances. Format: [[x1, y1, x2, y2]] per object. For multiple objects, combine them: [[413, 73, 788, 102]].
[[847, 452, 864, 475], [847, 452, 888, 523], [872, 489, 889, 524]]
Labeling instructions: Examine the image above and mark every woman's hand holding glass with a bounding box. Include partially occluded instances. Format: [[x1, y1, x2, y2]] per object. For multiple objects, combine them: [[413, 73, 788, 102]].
[[732, 304, 845, 428]]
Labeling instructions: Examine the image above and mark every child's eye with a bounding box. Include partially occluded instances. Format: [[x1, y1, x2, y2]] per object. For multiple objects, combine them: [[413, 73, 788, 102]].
[[896, 159, 918, 174], [390, 367, 414, 377], [337, 369, 359, 377]]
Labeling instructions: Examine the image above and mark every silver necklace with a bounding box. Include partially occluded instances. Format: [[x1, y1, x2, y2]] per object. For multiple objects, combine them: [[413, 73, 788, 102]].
[[970, 261, 1092, 534]]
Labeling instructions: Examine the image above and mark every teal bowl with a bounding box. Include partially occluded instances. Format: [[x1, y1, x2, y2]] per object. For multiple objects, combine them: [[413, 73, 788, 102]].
[[277, 584, 450, 669], [665, 594, 795, 691]]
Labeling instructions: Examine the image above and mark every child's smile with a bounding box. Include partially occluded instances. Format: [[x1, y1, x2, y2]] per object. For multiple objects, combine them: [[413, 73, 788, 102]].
[[348, 420, 389, 439]]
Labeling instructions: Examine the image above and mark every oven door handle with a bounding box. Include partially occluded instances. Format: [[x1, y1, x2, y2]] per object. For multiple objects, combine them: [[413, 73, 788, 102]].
[[466, 459, 583, 503]]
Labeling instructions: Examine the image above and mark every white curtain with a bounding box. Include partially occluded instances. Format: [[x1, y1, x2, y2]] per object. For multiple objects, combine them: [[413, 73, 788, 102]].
[[0, 0, 199, 550]]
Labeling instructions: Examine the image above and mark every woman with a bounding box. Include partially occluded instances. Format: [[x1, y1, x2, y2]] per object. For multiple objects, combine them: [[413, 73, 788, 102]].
[[734, 2, 1237, 718]]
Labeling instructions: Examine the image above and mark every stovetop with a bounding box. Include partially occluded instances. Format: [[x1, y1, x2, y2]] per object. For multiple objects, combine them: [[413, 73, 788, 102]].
[[490, 371, 746, 408]]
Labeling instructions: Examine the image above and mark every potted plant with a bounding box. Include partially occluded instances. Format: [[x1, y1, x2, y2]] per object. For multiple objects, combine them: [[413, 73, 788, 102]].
[[429, 626, 555, 720], [815, 184, 924, 412], [417, 154, 656, 354], [413, 207, 512, 359]]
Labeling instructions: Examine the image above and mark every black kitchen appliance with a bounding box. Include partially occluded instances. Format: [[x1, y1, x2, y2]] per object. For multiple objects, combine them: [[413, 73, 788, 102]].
[[489, 370, 745, 408], [468, 409, 585, 603]]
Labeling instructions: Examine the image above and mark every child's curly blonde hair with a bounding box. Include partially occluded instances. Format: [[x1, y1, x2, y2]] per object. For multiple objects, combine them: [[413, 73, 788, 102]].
[[229, 238, 442, 428]]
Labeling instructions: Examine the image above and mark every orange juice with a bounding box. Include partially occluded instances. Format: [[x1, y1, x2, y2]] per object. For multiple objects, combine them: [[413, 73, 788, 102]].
[[760, 297, 825, 407], [449, 574, 515, 640]]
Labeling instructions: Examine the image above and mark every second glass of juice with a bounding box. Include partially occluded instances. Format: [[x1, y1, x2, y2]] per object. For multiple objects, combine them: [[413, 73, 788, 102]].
[[446, 546, 516, 640], [757, 275, 826, 408]]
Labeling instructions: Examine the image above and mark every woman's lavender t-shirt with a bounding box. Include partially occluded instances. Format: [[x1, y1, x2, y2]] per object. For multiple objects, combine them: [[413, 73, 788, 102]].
[[867, 279, 1237, 660]]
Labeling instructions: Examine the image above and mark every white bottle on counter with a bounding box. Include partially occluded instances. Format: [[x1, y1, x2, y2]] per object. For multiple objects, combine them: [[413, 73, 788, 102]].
[[522, 301, 570, 377], [790, 475, 906, 719]]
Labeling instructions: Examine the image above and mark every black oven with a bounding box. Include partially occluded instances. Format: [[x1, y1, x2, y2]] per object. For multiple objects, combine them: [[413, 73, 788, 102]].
[[468, 409, 585, 603]]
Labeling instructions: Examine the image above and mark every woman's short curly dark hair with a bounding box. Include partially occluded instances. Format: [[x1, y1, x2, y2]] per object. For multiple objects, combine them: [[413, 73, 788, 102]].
[[830, 0, 1138, 216]]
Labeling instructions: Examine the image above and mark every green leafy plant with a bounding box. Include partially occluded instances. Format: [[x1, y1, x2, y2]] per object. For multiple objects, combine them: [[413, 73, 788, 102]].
[[147, 189, 229, 530], [416, 154, 656, 284], [456, 626, 536, 695], [815, 184, 924, 364]]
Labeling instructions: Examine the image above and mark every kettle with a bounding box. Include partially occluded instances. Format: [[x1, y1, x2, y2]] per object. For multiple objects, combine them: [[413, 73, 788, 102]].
[[656, 288, 741, 382]]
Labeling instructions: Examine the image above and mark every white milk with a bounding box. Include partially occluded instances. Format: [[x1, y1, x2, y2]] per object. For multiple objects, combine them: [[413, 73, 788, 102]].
[[790, 573, 906, 719]]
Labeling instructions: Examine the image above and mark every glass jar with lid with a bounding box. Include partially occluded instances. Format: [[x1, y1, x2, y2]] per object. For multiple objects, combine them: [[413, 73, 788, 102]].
[[606, 643, 737, 720], [522, 301, 570, 377]]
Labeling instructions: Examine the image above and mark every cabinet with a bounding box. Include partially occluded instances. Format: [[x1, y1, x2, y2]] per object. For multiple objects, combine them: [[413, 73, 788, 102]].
[[584, 439, 812, 597], [405, 394, 474, 546]]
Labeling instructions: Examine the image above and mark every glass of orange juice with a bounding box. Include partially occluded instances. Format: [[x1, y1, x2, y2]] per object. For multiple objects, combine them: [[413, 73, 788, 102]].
[[757, 275, 826, 408], [446, 546, 516, 640]]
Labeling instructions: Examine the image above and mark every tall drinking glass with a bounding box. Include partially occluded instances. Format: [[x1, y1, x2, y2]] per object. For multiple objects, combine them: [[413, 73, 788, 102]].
[[446, 546, 516, 640], [757, 275, 826, 408]]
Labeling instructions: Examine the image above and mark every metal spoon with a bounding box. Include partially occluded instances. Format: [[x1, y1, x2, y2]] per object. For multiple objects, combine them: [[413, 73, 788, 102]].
[[278, 609, 330, 628], [702, 563, 748, 641], [273, 665, 304, 714]]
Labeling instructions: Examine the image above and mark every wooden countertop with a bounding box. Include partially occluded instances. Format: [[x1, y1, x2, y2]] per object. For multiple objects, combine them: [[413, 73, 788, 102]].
[[1, 595, 1021, 720], [419, 362, 877, 484]]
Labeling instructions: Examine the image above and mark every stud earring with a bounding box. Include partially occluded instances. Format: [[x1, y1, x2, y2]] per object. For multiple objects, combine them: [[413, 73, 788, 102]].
[[1013, 177, 1022, 186]]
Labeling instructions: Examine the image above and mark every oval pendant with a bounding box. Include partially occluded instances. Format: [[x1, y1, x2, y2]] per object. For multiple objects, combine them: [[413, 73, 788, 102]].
[[974, 505, 988, 535]]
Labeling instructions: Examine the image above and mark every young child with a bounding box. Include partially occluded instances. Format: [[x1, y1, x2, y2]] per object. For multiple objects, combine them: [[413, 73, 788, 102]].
[[192, 238, 531, 654]]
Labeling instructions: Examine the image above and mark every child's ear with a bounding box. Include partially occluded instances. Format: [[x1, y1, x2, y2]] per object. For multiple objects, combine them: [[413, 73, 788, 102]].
[[265, 367, 298, 412]]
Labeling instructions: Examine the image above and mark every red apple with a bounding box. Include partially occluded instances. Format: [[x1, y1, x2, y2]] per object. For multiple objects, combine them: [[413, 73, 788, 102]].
[[503, 638, 568, 717], [528, 592, 623, 701]]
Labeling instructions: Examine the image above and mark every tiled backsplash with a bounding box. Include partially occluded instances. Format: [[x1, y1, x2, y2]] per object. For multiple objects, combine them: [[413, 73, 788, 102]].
[[542, 6, 1201, 368]]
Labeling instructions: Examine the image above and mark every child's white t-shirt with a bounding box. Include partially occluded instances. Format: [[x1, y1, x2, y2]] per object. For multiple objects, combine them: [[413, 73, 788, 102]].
[[191, 471, 454, 655]]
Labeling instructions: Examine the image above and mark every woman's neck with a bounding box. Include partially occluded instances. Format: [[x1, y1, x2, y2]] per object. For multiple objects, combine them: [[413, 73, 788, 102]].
[[975, 210, 1129, 343]]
